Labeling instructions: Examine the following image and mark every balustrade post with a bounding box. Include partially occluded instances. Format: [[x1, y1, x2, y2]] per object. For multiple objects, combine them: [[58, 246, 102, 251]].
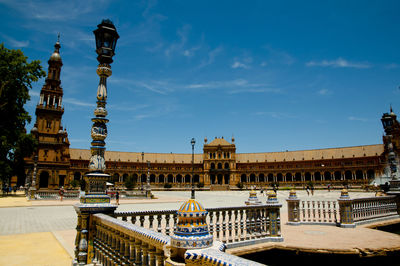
[[135, 239, 142, 265], [129, 237, 135, 264], [338, 189, 356, 228], [156, 249, 164, 266], [286, 189, 300, 225], [142, 243, 149, 265], [148, 246, 156, 266], [266, 191, 283, 239]]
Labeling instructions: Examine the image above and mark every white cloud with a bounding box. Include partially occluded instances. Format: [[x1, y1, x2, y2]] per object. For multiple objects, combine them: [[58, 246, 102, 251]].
[[0, 0, 108, 21], [63, 98, 95, 107], [231, 61, 249, 69], [2, 34, 29, 48], [253, 111, 294, 119], [348, 116, 368, 122], [317, 89, 331, 95], [385, 63, 399, 69], [306, 58, 371, 69], [260, 61, 268, 67], [198, 46, 223, 68]]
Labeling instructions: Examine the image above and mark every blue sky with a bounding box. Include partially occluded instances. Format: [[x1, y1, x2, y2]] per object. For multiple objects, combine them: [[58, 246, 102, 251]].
[[1, 0, 399, 154]]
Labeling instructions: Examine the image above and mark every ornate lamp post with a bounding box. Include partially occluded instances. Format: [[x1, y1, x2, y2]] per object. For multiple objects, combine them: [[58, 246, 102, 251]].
[[141, 151, 144, 190], [74, 19, 119, 265], [84, 19, 119, 198], [191, 138, 196, 199], [146, 161, 151, 197]]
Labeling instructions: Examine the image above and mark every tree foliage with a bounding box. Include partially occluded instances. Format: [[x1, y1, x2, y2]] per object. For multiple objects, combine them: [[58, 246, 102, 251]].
[[0, 43, 45, 183]]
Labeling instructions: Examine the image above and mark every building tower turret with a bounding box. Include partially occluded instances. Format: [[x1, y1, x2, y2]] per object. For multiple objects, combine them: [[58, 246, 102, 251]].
[[29, 37, 70, 190]]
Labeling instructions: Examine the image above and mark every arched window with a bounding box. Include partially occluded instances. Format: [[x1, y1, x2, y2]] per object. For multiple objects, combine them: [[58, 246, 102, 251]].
[[217, 174, 223, 184], [334, 171, 341, 180], [324, 172, 332, 180], [141, 174, 146, 183], [210, 163, 215, 169], [241, 174, 247, 183], [314, 172, 321, 181], [305, 172, 311, 181], [268, 173, 274, 182], [345, 170, 352, 180], [224, 162, 229, 169], [150, 174, 156, 183], [286, 173, 292, 181], [295, 172, 301, 181], [159, 174, 165, 183], [250, 173, 256, 182], [122, 173, 128, 183], [167, 174, 173, 183], [355, 170, 363, 180], [193, 174, 200, 183], [277, 173, 283, 182], [185, 175, 191, 183], [259, 173, 265, 182], [113, 173, 120, 183], [176, 174, 182, 183], [217, 163, 222, 169], [211, 174, 216, 184]]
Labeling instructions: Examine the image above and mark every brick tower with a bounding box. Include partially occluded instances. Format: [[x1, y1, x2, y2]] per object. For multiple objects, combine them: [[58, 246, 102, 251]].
[[29, 38, 70, 190]]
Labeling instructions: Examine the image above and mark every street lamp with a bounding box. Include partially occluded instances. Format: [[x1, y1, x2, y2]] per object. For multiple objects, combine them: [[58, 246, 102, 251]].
[[147, 161, 151, 197], [86, 19, 119, 196], [141, 152, 144, 189], [191, 138, 196, 199]]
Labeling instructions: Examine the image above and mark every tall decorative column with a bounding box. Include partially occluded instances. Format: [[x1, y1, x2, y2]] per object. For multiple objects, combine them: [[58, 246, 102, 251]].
[[73, 19, 119, 265]]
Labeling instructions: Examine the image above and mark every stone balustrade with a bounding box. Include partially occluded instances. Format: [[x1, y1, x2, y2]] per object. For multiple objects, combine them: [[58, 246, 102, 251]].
[[287, 189, 400, 227], [114, 203, 283, 248], [91, 213, 169, 265], [33, 190, 80, 200], [351, 195, 398, 223]]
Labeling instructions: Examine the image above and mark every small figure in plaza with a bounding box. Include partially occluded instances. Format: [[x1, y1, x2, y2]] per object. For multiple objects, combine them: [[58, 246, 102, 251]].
[[311, 185, 314, 196], [260, 187, 264, 194], [115, 191, 120, 205], [273, 184, 277, 194], [59, 186, 64, 201], [327, 183, 331, 192], [306, 185, 310, 196]]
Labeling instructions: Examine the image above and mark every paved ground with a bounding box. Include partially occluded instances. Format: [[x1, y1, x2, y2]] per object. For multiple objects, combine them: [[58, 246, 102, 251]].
[[0, 189, 398, 265]]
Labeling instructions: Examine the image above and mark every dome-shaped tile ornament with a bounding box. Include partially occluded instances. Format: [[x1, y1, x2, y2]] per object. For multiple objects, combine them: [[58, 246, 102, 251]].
[[245, 190, 262, 205], [171, 199, 213, 249]]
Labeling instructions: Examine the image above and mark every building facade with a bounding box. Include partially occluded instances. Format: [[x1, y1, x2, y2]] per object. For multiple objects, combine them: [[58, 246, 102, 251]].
[[23, 43, 400, 190]]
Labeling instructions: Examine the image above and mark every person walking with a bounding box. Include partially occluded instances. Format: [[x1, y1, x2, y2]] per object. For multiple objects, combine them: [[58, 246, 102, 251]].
[[306, 185, 310, 196], [59, 187, 64, 201], [311, 185, 314, 196], [116, 191, 120, 205]]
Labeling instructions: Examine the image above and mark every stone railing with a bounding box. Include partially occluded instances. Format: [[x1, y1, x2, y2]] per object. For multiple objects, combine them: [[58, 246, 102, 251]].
[[351, 195, 398, 223], [114, 203, 283, 248], [33, 190, 79, 200], [76, 212, 269, 265], [287, 189, 400, 228], [298, 200, 338, 225], [89, 213, 169, 265]]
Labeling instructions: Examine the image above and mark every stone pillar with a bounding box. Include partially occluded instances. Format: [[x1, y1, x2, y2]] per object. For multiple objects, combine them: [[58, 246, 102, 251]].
[[265, 191, 283, 240], [286, 190, 300, 225], [338, 189, 355, 228]]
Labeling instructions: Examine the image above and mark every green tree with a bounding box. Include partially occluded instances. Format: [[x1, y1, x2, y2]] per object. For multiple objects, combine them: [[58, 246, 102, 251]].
[[0, 44, 45, 184]]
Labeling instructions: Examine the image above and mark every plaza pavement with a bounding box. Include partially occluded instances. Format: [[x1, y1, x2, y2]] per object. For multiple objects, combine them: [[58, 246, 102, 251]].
[[0, 190, 399, 265]]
